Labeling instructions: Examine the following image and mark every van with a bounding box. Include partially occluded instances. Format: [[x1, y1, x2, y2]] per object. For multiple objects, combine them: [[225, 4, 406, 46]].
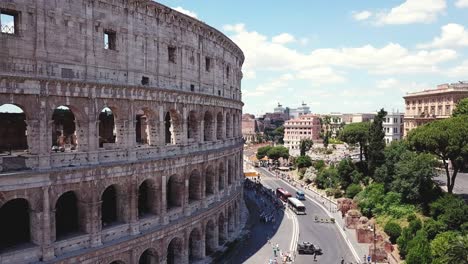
[[296, 191, 305, 200]]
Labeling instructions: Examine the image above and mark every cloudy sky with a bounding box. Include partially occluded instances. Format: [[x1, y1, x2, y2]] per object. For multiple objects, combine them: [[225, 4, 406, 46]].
[[157, 0, 468, 115]]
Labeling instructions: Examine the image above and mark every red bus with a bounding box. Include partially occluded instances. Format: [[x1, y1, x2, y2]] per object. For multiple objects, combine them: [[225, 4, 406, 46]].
[[276, 188, 292, 202]]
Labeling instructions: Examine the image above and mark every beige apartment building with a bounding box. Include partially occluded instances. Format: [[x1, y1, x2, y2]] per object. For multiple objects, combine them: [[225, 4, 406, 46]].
[[403, 82, 468, 136], [284, 114, 321, 150]]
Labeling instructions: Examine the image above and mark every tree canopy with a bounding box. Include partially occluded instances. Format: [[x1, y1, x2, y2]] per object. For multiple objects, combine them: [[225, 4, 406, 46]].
[[266, 146, 289, 161], [256, 146, 272, 159], [296, 155, 312, 169], [299, 138, 314, 156], [368, 109, 387, 175], [339, 122, 371, 162], [408, 115, 468, 193], [452, 97, 468, 117]]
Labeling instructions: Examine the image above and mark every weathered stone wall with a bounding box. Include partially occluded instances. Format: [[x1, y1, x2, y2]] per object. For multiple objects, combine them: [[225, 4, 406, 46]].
[[0, 1, 244, 263]]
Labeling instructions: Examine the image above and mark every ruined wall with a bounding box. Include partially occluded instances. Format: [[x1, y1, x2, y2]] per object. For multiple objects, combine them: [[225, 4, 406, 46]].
[[0, 1, 244, 263]]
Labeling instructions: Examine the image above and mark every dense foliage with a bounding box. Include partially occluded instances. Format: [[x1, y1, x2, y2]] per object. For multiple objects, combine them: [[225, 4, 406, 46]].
[[367, 109, 387, 175], [296, 155, 312, 169], [452, 97, 468, 117], [339, 122, 371, 162], [299, 139, 314, 156], [384, 221, 402, 244]]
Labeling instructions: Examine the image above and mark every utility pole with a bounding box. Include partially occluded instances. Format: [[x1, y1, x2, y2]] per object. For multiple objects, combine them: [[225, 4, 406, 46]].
[[373, 224, 377, 264]]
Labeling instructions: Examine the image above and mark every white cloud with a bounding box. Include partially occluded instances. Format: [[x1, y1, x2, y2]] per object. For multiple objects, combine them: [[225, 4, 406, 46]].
[[377, 78, 399, 89], [455, 0, 468, 8], [375, 0, 446, 25], [418, 23, 468, 49], [172, 6, 198, 19], [376, 78, 429, 93], [272, 33, 296, 44], [447, 60, 468, 77], [353, 11, 372, 21]]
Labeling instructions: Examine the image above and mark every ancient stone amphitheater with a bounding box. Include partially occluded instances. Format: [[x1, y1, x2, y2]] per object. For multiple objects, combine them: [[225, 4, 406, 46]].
[[0, 0, 244, 263]]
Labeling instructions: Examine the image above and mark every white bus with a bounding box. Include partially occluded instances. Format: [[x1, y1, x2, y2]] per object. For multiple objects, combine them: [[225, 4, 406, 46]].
[[287, 197, 306, 215]]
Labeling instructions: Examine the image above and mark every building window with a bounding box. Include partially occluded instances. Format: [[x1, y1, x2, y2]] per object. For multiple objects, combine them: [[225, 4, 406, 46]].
[[190, 84, 195, 92], [393, 127, 398, 133], [141, 76, 149, 86], [205, 57, 211, 72], [218, 90, 221, 96], [168, 46, 176, 63], [0, 10, 19, 35], [104, 30, 116, 50], [445, 105, 451, 115], [393, 118, 398, 123], [226, 65, 230, 79]]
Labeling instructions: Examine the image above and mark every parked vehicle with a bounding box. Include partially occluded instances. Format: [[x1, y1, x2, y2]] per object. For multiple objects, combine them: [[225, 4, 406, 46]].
[[297, 241, 322, 255]]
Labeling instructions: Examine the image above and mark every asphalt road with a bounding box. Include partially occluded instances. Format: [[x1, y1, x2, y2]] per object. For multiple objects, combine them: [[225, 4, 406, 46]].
[[258, 167, 357, 264]]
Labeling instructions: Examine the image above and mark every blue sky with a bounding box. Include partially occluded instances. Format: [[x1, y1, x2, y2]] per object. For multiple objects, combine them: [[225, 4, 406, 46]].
[[160, 1, 464, 114]]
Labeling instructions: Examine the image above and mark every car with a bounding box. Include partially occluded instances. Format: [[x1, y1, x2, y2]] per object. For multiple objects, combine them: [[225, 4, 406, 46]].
[[296, 241, 323, 255]]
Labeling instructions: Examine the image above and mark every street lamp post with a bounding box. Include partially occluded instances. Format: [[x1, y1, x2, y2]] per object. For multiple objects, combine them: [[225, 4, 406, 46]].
[[373, 224, 377, 264]]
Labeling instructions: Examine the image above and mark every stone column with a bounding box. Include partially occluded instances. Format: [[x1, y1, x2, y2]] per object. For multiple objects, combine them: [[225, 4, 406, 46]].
[[87, 120, 99, 164], [85, 200, 102, 247], [29, 208, 43, 246], [25, 119, 40, 155], [148, 120, 158, 146], [41, 187, 55, 261], [128, 183, 140, 235], [161, 175, 169, 224], [184, 178, 190, 216], [200, 120, 205, 143]]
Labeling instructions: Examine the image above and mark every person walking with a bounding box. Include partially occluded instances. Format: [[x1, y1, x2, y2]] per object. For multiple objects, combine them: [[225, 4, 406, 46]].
[[341, 257, 345, 264]]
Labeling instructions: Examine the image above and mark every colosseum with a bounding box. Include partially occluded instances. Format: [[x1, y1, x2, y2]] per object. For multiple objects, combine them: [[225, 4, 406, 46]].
[[0, 0, 244, 263]]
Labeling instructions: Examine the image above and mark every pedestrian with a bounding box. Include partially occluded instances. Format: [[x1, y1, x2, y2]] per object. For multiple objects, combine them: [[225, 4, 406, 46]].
[[367, 255, 371, 263], [273, 245, 277, 257], [364, 255, 367, 263], [341, 257, 345, 264]]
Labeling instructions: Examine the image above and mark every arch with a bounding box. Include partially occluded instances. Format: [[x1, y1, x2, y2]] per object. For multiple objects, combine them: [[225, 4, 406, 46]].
[[188, 170, 202, 203], [205, 166, 215, 195], [218, 213, 226, 245], [227, 159, 233, 185], [55, 191, 80, 239], [167, 174, 184, 209], [167, 237, 184, 264], [0, 198, 30, 251], [218, 162, 225, 191], [228, 206, 234, 235], [189, 228, 203, 262], [52, 105, 77, 151], [138, 179, 157, 217], [205, 220, 216, 255], [165, 112, 173, 144], [216, 112, 223, 140], [109, 261, 125, 264], [187, 110, 198, 142], [0, 104, 28, 152], [138, 248, 159, 264], [99, 107, 116, 148], [101, 185, 119, 227], [203, 111, 213, 142], [226, 113, 232, 139], [165, 110, 183, 145]]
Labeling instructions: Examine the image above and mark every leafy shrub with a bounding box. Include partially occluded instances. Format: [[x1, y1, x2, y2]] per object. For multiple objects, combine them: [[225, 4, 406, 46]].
[[296, 155, 312, 169], [345, 184, 362, 198], [384, 221, 402, 244], [355, 183, 385, 217], [430, 194, 468, 231], [424, 218, 447, 240], [333, 189, 343, 198], [406, 230, 432, 264]]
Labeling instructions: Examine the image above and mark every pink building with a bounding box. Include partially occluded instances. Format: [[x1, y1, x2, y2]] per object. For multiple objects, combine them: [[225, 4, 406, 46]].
[[284, 114, 321, 150]]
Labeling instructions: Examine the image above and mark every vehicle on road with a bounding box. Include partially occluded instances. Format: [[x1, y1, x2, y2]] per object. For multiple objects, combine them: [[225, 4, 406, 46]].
[[297, 241, 322, 255], [287, 197, 306, 214], [296, 191, 305, 200], [276, 188, 292, 202]]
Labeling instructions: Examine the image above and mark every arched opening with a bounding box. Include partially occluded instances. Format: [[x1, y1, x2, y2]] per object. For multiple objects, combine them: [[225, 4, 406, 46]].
[[136, 109, 149, 145], [0, 198, 30, 252], [189, 228, 203, 262], [167, 174, 184, 210], [203, 111, 213, 142], [218, 213, 226, 245], [205, 166, 215, 196], [218, 162, 225, 191], [109, 261, 125, 264], [228, 160, 233, 185], [52, 105, 76, 152], [101, 185, 119, 228], [55, 191, 80, 239], [216, 112, 223, 140], [205, 220, 216, 255], [167, 237, 183, 264], [165, 112, 173, 145], [226, 113, 232, 138], [187, 111, 198, 142], [0, 104, 27, 153], [139, 248, 159, 264], [138, 180, 156, 217], [189, 170, 202, 203], [98, 107, 116, 148], [228, 207, 234, 235]]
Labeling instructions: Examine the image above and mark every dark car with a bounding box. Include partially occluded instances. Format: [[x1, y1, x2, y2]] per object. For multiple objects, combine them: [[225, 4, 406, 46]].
[[297, 241, 323, 255]]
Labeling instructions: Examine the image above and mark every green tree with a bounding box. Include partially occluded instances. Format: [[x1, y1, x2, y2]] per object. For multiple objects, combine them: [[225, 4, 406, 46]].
[[337, 157, 356, 189], [315, 167, 339, 189], [345, 183, 362, 198], [430, 194, 468, 231], [354, 183, 385, 217], [299, 139, 314, 156], [424, 218, 447, 240], [296, 155, 312, 169], [339, 122, 371, 163], [267, 146, 289, 161], [406, 230, 432, 264], [384, 221, 402, 244], [256, 146, 272, 159], [452, 97, 468, 117], [312, 160, 326, 171], [408, 115, 468, 193], [431, 231, 467, 264], [323, 132, 330, 149], [274, 126, 285, 144], [391, 152, 437, 204], [444, 234, 468, 264], [374, 140, 410, 191], [368, 109, 387, 175]]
